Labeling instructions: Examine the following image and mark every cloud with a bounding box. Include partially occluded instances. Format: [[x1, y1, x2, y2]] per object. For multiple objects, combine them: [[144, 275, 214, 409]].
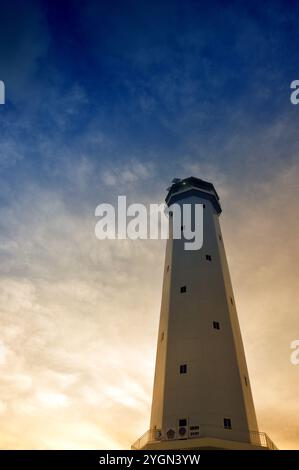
[[101, 160, 154, 188], [0, 149, 298, 449], [0, 164, 161, 448], [0, 0, 298, 450]]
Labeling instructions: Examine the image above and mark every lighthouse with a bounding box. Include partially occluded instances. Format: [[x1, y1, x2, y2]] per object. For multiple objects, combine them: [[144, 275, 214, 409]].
[[132, 176, 277, 450]]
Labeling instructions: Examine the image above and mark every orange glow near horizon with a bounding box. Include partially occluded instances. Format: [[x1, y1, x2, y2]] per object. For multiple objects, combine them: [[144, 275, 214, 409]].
[[0, 162, 298, 450]]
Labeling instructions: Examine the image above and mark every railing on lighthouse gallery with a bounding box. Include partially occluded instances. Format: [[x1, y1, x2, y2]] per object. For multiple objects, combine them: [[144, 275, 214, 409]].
[[131, 425, 278, 450]]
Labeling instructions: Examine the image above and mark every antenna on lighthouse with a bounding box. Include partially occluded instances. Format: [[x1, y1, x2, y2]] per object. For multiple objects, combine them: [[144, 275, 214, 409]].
[[166, 178, 181, 191]]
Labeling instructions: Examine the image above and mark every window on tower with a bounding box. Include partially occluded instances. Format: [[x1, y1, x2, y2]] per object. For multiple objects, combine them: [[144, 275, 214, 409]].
[[230, 297, 234, 306], [180, 364, 187, 374], [206, 255, 212, 261], [180, 286, 187, 293], [213, 321, 220, 330], [223, 418, 232, 429], [179, 418, 187, 426]]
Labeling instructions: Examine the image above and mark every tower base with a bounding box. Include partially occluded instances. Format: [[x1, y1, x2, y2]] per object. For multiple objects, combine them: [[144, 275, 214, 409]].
[[131, 429, 278, 451], [135, 436, 273, 451]]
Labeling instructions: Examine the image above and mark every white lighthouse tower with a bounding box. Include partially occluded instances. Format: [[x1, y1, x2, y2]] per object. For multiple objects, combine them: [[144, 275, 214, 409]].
[[132, 176, 277, 451]]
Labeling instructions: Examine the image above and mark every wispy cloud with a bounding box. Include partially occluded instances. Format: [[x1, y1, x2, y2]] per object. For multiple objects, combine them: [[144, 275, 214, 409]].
[[0, 0, 298, 450]]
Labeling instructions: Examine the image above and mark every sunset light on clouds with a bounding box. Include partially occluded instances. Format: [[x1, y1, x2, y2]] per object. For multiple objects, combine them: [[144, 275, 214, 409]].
[[0, 0, 298, 451]]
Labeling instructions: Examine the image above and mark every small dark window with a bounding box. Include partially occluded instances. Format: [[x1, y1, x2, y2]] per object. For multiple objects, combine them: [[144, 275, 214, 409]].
[[179, 418, 187, 426], [180, 286, 187, 293], [180, 364, 187, 374], [190, 425, 199, 430], [219, 234, 222, 241], [166, 265, 170, 272], [224, 418, 232, 429], [230, 297, 234, 306], [169, 211, 173, 217], [206, 255, 212, 261], [161, 332, 164, 342], [244, 376, 248, 386], [203, 204, 206, 208], [213, 321, 220, 330]]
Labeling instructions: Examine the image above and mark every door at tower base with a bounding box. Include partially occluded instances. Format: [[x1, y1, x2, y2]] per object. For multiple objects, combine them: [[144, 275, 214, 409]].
[[131, 177, 277, 451]]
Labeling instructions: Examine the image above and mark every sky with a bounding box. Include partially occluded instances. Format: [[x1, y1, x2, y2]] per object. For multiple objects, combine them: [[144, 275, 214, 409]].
[[0, 0, 298, 449]]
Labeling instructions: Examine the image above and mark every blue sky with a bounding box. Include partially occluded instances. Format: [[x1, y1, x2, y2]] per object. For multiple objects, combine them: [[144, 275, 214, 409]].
[[1, 0, 299, 189], [0, 0, 298, 450]]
